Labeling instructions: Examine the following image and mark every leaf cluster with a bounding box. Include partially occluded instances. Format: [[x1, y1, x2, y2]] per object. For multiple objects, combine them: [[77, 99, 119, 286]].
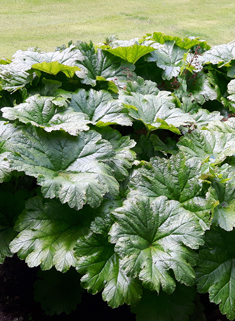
[[1, 33, 235, 320]]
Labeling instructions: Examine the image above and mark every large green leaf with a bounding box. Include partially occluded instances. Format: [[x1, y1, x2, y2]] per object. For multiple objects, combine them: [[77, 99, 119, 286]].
[[148, 32, 210, 51], [74, 42, 136, 86], [96, 127, 136, 181], [206, 164, 235, 231], [10, 196, 97, 271], [110, 195, 204, 293], [201, 43, 235, 67], [6, 126, 121, 210], [32, 61, 80, 78], [0, 64, 34, 91], [102, 44, 155, 64], [120, 91, 193, 133], [191, 109, 223, 127], [178, 129, 235, 165], [128, 153, 210, 230], [145, 41, 187, 80], [123, 76, 159, 95], [11, 46, 84, 71], [186, 72, 218, 105], [196, 226, 235, 320], [131, 285, 196, 321], [75, 216, 142, 308], [129, 152, 202, 203], [2, 95, 91, 136], [0, 121, 19, 181], [69, 88, 132, 127]]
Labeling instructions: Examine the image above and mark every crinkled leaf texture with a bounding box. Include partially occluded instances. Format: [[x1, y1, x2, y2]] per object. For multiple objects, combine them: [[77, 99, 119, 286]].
[[34, 268, 82, 315], [145, 41, 188, 80], [69, 88, 132, 127], [75, 216, 142, 308], [31, 61, 80, 78], [96, 126, 136, 181], [131, 285, 196, 321], [74, 42, 136, 86], [178, 129, 235, 165], [110, 195, 204, 294], [201, 42, 235, 67], [102, 44, 155, 64], [10, 45, 84, 71], [0, 64, 34, 91], [149, 32, 210, 51], [2, 95, 91, 136], [123, 76, 159, 95], [128, 152, 210, 230], [206, 164, 235, 231], [5, 125, 126, 210], [196, 226, 235, 320], [120, 91, 193, 133], [10, 196, 97, 271]]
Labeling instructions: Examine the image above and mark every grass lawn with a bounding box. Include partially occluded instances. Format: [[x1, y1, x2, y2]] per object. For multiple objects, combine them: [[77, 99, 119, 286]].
[[1, 0, 235, 58]]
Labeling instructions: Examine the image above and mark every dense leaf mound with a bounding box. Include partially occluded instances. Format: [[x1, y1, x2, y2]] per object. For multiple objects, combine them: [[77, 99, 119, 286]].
[[1, 32, 235, 320]]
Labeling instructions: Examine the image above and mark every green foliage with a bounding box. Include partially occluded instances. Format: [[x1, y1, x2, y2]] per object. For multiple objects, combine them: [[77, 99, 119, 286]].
[[2, 31, 235, 320]]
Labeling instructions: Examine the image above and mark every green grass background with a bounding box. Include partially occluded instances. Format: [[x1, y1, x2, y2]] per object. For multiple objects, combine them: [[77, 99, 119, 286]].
[[1, 0, 235, 58]]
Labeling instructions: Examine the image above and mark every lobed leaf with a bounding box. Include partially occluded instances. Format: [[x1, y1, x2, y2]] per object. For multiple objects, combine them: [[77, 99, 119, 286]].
[[75, 217, 142, 308], [2, 95, 91, 136], [69, 88, 132, 127], [102, 44, 155, 64], [145, 41, 187, 80], [74, 42, 136, 86], [196, 226, 235, 320], [120, 91, 193, 133], [32, 61, 80, 78], [110, 195, 204, 293], [206, 164, 235, 231], [10, 196, 97, 271], [178, 129, 235, 165], [6, 126, 121, 210], [201, 43, 235, 67]]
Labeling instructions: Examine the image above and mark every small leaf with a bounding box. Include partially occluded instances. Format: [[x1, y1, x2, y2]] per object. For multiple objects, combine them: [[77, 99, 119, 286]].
[[0, 64, 34, 91], [11, 46, 84, 71], [96, 127, 136, 181], [191, 109, 223, 127], [129, 152, 203, 203], [123, 76, 159, 95]]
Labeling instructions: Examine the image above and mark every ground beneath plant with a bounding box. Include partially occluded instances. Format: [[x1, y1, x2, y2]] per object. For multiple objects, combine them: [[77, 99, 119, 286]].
[[0, 256, 232, 321]]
